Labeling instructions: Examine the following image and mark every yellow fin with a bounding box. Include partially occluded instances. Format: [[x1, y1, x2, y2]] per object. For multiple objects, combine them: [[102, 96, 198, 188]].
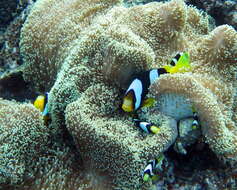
[[142, 98, 156, 108], [143, 173, 150, 182], [151, 175, 159, 181], [150, 126, 160, 134]]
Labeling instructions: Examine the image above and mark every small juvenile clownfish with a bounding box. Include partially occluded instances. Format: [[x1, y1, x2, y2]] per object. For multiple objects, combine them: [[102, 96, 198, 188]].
[[191, 107, 200, 130], [122, 52, 191, 113], [33, 92, 50, 123], [133, 118, 160, 134], [142, 154, 164, 182]]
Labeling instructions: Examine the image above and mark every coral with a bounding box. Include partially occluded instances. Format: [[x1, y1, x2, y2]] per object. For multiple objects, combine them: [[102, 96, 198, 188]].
[[0, 0, 18, 31], [186, 0, 237, 29], [123, 0, 157, 7], [0, 0, 35, 101], [0, 71, 37, 101], [0, 99, 49, 186], [124, 0, 237, 30], [0, 99, 107, 190], [17, 142, 96, 190], [65, 83, 177, 189], [150, 24, 237, 162], [19, 0, 237, 189], [20, 0, 124, 92], [0, 0, 34, 33], [0, 15, 24, 72], [0, 2, 32, 73]]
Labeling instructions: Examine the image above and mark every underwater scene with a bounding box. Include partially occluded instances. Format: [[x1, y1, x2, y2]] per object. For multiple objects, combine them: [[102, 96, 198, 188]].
[[0, 0, 237, 189]]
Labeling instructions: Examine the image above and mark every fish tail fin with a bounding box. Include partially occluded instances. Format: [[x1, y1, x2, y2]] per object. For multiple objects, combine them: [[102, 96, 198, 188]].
[[175, 52, 191, 72]]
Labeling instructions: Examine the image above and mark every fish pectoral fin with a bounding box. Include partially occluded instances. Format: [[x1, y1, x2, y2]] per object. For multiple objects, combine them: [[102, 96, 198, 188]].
[[141, 98, 156, 108], [151, 175, 159, 181], [143, 173, 150, 182]]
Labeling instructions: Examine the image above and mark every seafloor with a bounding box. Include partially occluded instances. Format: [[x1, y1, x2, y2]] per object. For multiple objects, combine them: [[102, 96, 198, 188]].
[[0, 0, 237, 190]]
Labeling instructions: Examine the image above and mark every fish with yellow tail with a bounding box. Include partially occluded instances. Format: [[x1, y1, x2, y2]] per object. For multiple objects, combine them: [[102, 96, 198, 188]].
[[191, 106, 200, 130], [121, 52, 191, 113], [142, 154, 165, 182], [133, 118, 160, 134], [33, 92, 50, 124]]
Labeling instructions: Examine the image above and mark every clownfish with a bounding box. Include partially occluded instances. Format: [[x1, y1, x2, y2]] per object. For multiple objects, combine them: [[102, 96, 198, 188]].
[[133, 118, 160, 134], [142, 154, 164, 182], [33, 92, 50, 123], [122, 52, 191, 113], [122, 68, 167, 112], [192, 111, 199, 130], [190, 105, 200, 130]]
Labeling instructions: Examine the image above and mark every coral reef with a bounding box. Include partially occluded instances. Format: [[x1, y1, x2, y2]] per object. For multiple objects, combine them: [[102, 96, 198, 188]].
[[0, 99, 109, 190], [150, 24, 237, 162], [0, 99, 49, 186], [16, 141, 95, 190], [0, 0, 34, 72], [0, 0, 35, 101], [0, 71, 37, 101], [0, 0, 18, 32], [0, 15, 24, 73], [123, 0, 158, 7], [0, 0, 34, 33], [11, 0, 237, 189], [124, 0, 237, 29], [157, 145, 237, 190], [186, 0, 237, 29], [65, 83, 177, 189]]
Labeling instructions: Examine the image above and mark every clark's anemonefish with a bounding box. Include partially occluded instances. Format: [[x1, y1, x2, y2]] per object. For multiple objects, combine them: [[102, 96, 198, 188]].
[[142, 154, 165, 182], [133, 118, 160, 134], [122, 68, 167, 112], [122, 52, 191, 113], [192, 111, 200, 130]]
